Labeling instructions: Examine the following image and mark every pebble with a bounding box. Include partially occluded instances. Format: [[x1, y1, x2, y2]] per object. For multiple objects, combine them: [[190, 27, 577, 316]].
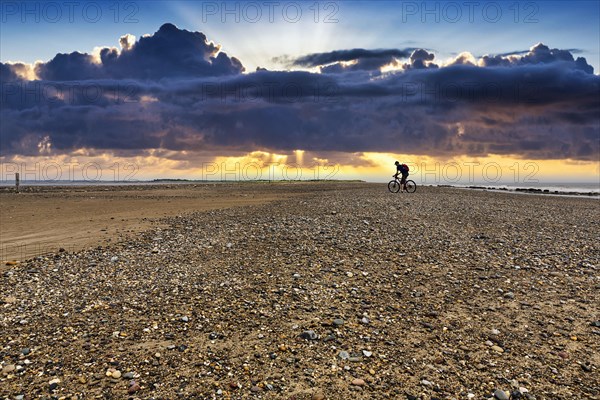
[[338, 350, 350, 360], [491, 345, 504, 353], [421, 379, 433, 387], [21, 348, 30, 355], [332, 319, 344, 327], [493, 389, 510, 400], [312, 391, 325, 400], [106, 368, 121, 378], [123, 372, 135, 379], [48, 378, 60, 391], [2, 364, 16, 375], [301, 330, 318, 340], [110, 256, 119, 262], [351, 378, 365, 386], [362, 350, 372, 357], [128, 381, 141, 393]]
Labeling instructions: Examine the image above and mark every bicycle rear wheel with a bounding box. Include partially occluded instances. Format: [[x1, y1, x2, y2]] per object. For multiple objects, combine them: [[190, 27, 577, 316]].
[[388, 180, 401, 193], [405, 180, 417, 193]]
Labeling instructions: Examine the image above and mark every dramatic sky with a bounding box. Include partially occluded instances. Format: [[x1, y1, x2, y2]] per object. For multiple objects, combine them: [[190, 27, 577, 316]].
[[1, 1, 599, 183]]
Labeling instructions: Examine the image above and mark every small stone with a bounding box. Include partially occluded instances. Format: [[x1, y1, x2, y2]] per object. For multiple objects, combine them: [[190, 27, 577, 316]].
[[293, 273, 301, 278], [362, 350, 372, 357], [493, 389, 510, 400], [504, 292, 515, 299], [491, 329, 500, 335], [49, 378, 60, 391], [111, 370, 121, 379], [21, 348, 30, 355], [123, 372, 135, 379], [485, 340, 494, 346], [491, 345, 504, 353], [3, 296, 16, 303], [128, 382, 141, 393], [338, 350, 350, 360], [346, 272, 354, 277], [351, 378, 365, 386], [333, 318, 344, 327], [2, 364, 16, 375], [301, 330, 318, 340], [250, 385, 262, 392], [360, 317, 370, 324], [312, 391, 325, 400], [110, 256, 119, 262], [581, 364, 592, 372], [181, 316, 189, 322], [154, 352, 161, 358], [591, 321, 600, 327], [421, 379, 433, 388]]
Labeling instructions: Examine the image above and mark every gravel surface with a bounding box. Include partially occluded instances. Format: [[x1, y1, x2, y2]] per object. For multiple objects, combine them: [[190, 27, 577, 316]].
[[1, 184, 599, 399]]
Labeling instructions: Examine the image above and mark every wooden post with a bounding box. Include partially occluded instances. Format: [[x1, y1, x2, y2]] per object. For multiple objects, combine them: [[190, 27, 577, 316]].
[[15, 172, 20, 193]]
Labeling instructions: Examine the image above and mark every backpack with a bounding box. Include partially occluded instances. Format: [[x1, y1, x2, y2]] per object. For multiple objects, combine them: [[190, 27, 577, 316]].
[[400, 164, 409, 173]]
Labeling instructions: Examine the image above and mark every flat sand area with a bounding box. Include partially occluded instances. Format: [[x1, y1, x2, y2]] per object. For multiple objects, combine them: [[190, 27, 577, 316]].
[[0, 183, 304, 264], [1, 183, 599, 399]]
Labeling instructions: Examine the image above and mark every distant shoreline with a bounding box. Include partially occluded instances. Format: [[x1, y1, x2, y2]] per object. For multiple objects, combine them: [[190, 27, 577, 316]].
[[0, 179, 597, 197], [441, 184, 599, 198]]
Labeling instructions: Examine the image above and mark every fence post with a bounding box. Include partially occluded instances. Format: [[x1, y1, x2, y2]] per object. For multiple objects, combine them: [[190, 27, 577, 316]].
[[15, 172, 20, 193]]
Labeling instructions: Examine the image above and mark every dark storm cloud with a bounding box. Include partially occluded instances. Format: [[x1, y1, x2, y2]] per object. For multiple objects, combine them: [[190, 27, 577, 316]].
[[286, 48, 414, 68], [0, 62, 26, 82], [35, 23, 244, 81], [403, 49, 439, 69], [1, 30, 599, 161], [480, 43, 593, 74]]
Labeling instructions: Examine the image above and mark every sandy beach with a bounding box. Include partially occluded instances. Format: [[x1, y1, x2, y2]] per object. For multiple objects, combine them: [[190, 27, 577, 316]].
[[0, 183, 305, 264], [1, 183, 599, 399]]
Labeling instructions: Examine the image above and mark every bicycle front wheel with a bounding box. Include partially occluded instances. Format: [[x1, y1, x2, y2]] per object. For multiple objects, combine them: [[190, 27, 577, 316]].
[[405, 180, 417, 193], [388, 180, 401, 193]]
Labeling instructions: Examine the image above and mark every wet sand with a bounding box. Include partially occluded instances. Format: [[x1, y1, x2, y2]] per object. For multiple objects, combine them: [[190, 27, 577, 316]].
[[0, 183, 320, 264]]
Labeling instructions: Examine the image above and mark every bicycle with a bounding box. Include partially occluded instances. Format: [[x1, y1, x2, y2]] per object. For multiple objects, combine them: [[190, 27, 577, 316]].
[[388, 176, 417, 193]]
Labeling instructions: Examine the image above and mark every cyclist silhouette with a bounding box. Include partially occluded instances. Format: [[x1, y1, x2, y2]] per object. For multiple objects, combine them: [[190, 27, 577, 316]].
[[393, 161, 409, 192]]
